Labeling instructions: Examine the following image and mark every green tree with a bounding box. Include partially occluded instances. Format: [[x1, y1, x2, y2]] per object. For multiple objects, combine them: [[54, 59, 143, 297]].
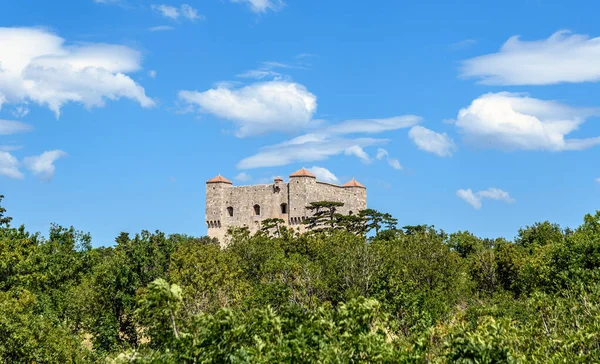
[[304, 201, 345, 231], [0, 195, 11, 227]]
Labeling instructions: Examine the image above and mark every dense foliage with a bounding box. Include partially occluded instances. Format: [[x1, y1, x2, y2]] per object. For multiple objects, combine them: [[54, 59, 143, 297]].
[[1, 194, 600, 362]]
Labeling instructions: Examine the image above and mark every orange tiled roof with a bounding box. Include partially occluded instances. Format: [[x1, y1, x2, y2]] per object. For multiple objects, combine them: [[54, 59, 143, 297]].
[[206, 175, 232, 184], [342, 178, 365, 188], [289, 168, 316, 178]]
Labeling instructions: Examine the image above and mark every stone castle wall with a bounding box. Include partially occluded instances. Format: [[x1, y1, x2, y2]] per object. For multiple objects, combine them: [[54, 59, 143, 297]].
[[206, 173, 367, 246]]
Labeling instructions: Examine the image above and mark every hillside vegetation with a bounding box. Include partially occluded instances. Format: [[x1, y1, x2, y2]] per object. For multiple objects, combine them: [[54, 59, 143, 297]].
[[1, 196, 600, 363]]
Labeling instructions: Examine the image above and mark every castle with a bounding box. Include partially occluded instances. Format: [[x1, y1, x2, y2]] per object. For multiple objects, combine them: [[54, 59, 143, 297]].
[[206, 168, 367, 244]]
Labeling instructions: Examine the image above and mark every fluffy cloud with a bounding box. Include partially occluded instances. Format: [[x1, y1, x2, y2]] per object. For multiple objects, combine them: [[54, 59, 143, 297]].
[[0, 119, 33, 135], [452, 92, 600, 151], [0, 27, 153, 116], [179, 81, 318, 137], [0, 152, 23, 179], [234, 172, 252, 182], [344, 145, 371, 163], [457, 188, 515, 209], [461, 30, 600, 85], [23, 150, 67, 180], [307, 166, 338, 183], [408, 125, 456, 157], [231, 0, 284, 13], [376, 148, 403, 170], [152, 4, 203, 21], [152, 5, 179, 18]]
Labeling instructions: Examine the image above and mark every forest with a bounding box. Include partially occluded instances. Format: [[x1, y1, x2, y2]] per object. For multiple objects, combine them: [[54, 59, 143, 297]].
[[1, 195, 600, 363]]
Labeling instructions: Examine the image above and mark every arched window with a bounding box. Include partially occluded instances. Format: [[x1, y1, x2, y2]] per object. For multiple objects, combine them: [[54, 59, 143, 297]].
[[254, 204, 261, 216], [349, 211, 353, 215], [280, 203, 288, 214], [227, 206, 234, 217]]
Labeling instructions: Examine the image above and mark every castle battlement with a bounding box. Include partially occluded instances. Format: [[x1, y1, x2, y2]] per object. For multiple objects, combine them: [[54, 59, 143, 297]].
[[205, 168, 367, 245]]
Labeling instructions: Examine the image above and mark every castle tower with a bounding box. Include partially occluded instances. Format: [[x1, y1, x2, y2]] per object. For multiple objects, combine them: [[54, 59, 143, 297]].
[[205, 175, 232, 242], [288, 168, 316, 227], [341, 178, 367, 214]]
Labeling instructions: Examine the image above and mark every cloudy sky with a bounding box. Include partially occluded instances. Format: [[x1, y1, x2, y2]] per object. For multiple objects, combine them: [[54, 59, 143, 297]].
[[1, 0, 599, 244]]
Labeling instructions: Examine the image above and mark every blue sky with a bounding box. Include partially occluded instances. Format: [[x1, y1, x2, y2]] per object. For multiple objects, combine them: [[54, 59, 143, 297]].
[[1, 0, 600, 245]]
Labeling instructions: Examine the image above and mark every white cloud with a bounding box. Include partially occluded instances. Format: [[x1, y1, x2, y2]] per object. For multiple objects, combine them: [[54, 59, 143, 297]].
[[461, 30, 600, 85], [148, 70, 157, 78], [375, 148, 403, 170], [234, 172, 252, 182], [236, 114, 419, 169], [231, 0, 284, 13], [450, 39, 477, 50], [237, 59, 310, 80], [0, 27, 153, 116], [0, 151, 23, 179], [179, 81, 318, 137], [409, 125, 456, 157], [344, 145, 371, 163], [23, 150, 67, 180], [325, 116, 421, 135], [152, 5, 179, 18], [180, 4, 202, 20], [307, 166, 338, 183], [148, 25, 175, 32], [596, 177, 600, 184], [0, 119, 33, 135], [237, 69, 284, 80], [152, 4, 203, 21], [387, 158, 402, 170], [452, 92, 600, 151], [237, 137, 384, 169], [457, 188, 515, 209], [456, 189, 481, 209], [0, 145, 22, 152], [376, 148, 388, 160], [12, 105, 29, 118]]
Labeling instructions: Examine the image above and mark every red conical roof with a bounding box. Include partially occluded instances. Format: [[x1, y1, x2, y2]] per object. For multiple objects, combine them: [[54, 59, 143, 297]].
[[342, 178, 365, 188], [289, 168, 316, 178], [206, 175, 232, 184]]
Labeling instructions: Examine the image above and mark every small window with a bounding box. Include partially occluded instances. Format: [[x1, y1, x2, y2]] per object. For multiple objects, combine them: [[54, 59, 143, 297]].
[[254, 204, 261, 216], [349, 211, 353, 215], [227, 206, 234, 217], [280, 203, 288, 214]]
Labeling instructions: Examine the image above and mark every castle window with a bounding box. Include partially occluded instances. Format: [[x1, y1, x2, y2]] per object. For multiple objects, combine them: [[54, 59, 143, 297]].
[[349, 211, 353, 215], [280, 203, 288, 214], [227, 206, 234, 217], [254, 204, 261, 216]]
